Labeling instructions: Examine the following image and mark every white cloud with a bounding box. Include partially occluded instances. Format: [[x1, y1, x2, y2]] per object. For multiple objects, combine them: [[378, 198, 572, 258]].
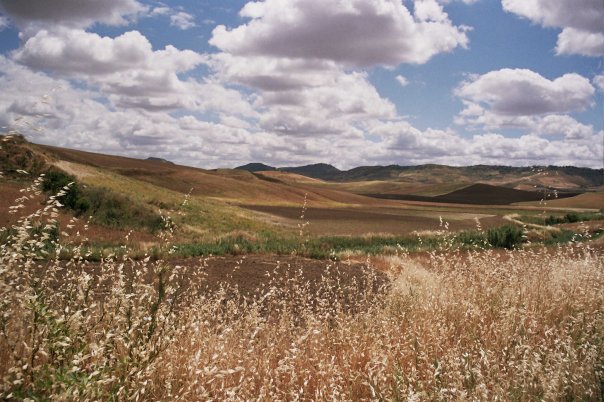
[[150, 6, 171, 16], [11, 28, 261, 120], [204, 0, 465, 141], [365, 120, 603, 167], [531, 114, 594, 140], [170, 11, 196, 30], [594, 74, 604, 92], [455, 69, 594, 116], [439, 0, 480, 4], [13, 29, 202, 75], [1, 1, 601, 170], [502, 0, 604, 57], [395, 75, 409, 87], [454, 69, 598, 145], [210, 0, 469, 67], [0, 0, 146, 30], [207, 53, 395, 138], [0, 14, 9, 30], [502, 0, 604, 32], [556, 28, 604, 57], [1, 54, 601, 169]]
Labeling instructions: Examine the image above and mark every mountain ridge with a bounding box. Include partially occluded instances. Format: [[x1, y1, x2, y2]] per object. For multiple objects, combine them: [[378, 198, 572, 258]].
[[235, 162, 603, 190]]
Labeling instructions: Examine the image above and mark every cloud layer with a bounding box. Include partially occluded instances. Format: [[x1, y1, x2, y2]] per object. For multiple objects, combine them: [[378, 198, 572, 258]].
[[0, 0, 601, 169]]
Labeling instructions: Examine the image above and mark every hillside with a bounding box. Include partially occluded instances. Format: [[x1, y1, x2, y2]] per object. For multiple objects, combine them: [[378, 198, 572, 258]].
[[32, 143, 387, 208], [363, 183, 581, 205], [3, 136, 602, 250], [236, 162, 603, 191]]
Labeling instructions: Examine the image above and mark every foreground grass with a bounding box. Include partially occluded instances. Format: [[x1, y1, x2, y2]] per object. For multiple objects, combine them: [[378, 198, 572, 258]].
[[1, 183, 603, 400]]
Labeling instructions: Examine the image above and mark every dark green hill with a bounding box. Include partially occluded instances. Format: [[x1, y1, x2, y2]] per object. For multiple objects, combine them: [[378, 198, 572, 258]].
[[235, 163, 276, 172], [146, 157, 175, 165], [366, 183, 581, 205], [280, 163, 341, 180]]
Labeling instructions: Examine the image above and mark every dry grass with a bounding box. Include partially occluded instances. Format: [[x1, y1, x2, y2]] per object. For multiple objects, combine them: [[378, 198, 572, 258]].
[[1, 179, 603, 401]]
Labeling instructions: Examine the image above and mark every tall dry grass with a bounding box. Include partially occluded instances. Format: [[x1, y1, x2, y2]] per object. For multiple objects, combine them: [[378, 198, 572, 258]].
[[0, 177, 602, 400]]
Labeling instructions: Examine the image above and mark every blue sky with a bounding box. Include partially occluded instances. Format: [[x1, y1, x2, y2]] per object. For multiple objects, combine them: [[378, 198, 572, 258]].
[[0, 0, 602, 169]]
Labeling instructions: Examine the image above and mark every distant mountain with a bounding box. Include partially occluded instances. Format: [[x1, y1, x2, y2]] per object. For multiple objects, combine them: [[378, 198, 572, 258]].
[[281, 163, 341, 180], [236, 163, 276, 172], [236, 162, 342, 180], [235, 163, 602, 191], [146, 157, 174, 165]]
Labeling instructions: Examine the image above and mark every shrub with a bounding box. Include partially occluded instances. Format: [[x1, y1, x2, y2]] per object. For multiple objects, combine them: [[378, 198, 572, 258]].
[[41, 170, 164, 233], [83, 187, 165, 233], [41, 170, 89, 215], [487, 224, 524, 249]]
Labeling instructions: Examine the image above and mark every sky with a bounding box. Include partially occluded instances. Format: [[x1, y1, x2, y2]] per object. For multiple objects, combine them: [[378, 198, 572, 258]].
[[0, 0, 602, 169]]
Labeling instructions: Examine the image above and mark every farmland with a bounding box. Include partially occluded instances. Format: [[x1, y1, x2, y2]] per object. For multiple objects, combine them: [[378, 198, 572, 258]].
[[1, 135, 603, 400]]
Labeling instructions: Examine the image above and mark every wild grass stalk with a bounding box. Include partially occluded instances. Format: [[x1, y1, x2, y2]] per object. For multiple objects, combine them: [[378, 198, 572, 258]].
[[0, 176, 602, 400]]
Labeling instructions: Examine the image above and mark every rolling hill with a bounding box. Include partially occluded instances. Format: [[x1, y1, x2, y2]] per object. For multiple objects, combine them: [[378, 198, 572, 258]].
[[1, 135, 602, 254], [236, 162, 603, 191], [363, 183, 581, 205]]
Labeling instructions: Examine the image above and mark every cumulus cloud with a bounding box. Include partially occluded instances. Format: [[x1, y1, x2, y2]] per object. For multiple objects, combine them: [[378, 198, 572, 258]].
[[206, 53, 395, 138], [439, 0, 480, 4], [454, 69, 598, 144], [9, 28, 258, 115], [395, 75, 409, 87], [170, 11, 196, 30], [0, 14, 9, 30], [364, 120, 603, 167], [209, 0, 469, 67], [0, 56, 259, 166], [205, 0, 469, 141], [455, 69, 594, 116], [1, 0, 601, 169], [502, 0, 604, 57], [150, 6, 171, 16], [2, 54, 601, 169], [556, 28, 604, 57], [13, 28, 204, 75], [594, 74, 604, 92], [0, 0, 146, 30]]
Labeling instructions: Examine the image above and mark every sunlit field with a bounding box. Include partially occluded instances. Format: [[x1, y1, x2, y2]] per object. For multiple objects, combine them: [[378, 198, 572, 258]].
[[1, 177, 602, 400]]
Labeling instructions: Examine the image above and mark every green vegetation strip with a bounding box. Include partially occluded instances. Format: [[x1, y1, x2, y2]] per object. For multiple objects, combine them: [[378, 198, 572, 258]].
[[169, 225, 525, 260], [518, 212, 604, 226]]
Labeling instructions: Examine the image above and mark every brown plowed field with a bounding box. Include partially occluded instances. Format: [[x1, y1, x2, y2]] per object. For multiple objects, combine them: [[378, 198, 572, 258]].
[[43, 254, 387, 309], [241, 205, 505, 235]]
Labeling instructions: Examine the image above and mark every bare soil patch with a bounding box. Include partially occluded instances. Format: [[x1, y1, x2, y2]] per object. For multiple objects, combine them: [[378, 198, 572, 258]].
[[240, 205, 505, 235], [43, 254, 387, 308]]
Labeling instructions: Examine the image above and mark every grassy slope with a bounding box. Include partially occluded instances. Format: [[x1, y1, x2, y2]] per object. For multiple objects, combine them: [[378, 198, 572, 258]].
[[52, 160, 286, 242], [37, 143, 401, 208], [515, 191, 604, 210]]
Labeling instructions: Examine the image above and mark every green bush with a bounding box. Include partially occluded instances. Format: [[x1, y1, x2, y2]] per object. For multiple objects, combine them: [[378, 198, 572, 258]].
[[487, 225, 524, 249], [42, 170, 89, 215], [83, 187, 165, 233], [41, 170, 163, 233]]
